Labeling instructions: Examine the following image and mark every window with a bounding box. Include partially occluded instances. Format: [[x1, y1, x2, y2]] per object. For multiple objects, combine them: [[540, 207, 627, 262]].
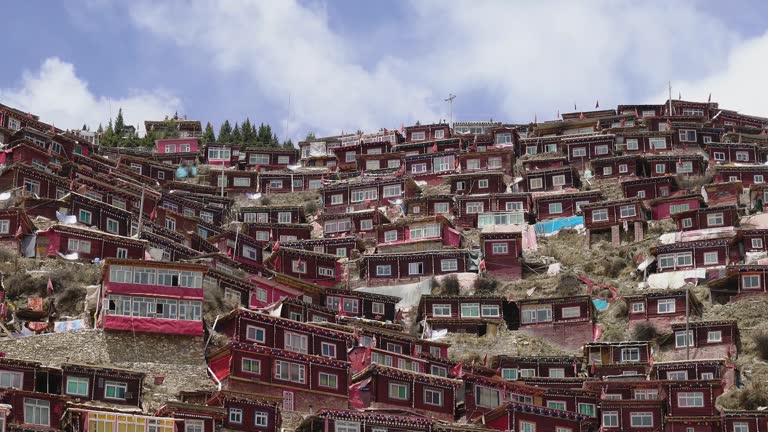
[[274, 361, 306, 383], [424, 388, 443, 406], [255, 231, 269, 241], [549, 203, 563, 214], [68, 239, 91, 253], [677, 161, 693, 174], [655, 163, 666, 174], [285, 332, 308, 354], [621, 348, 640, 363], [242, 358, 261, 374], [530, 178, 543, 189], [0, 370, 22, 389], [631, 302, 645, 313], [547, 401, 566, 410], [679, 129, 697, 142], [104, 217, 120, 234], [714, 152, 725, 161], [478, 179, 489, 189], [733, 423, 750, 432], [8, 117, 21, 130], [335, 421, 360, 432], [481, 304, 500, 317], [24, 398, 50, 426], [384, 230, 398, 242], [552, 175, 567, 187], [682, 218, 693, 228], [705, 212, 724, 227], [701, 372, 714, 380], [229, 408, 243, 424], [360, 219, 373, 231], [434, 202, 450, 214], [441, 259, 458, 272], [561, 306, 581, 319], [603, 166, 613, 176], [602, 412, 618, 427], [676, 330, 694, 348], [185, 420, 204, 432], [501, 368, 518, 380], [520, 305, 552, 324], [433, 304, 451, 317], [388, 382, 409, 400], [79, 209, 93, 225], [752, 238, 764, 249], [319, 372, 338, 389], [506, 201, 523, 211], [637, 190, 646, 199], [246, 326, 266, 343], [351, 188, 377, 202], [23, 178, 41, 195], [572, 148, 587, 157], [703, 251, 719, 265], [595, 145, 609, 155], [376, 265, 392, 276], [321, 342, 337, 358], [743, 275, 761, 289], [466, 202, 484, 213], [488, 157, 502, 169], [269, 180, 283, 189], [667, 371, 688, 380], [461, 303, 480, 318], [626, 139, 639, 150], [578, 403, 596, 417], [365, 160, 381, 170], [657, 298, 676, 313], [519, 421, 536, 432], [592, 209, 608, 222], [634, 389, 658, 400], [411, 131, 425, 141], [631, 412, 653, 427], [707, 331, 722, 343], [383, 184, 401, 197], [527, 146, 537, 155], [66, 376, 89, 396], [165, 217, 176, 231], [411, 163, 427, 174], [291, 259, 306, 274], [650, 137, 667, 149], [434, 156, 455, 173], [756, 175, 766, 184], [496, 133, 512, 144], [372, 302, 385, 315], [254, 412, 269, 427], [345, 152, 357, 163], [736, 151, 750, 161], [475, 386, 501, 408], [549, 368, 565, 378], [408, 262, 423, 275]]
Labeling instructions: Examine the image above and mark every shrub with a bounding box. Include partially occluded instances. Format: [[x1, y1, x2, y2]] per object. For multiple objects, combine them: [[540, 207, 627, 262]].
[[556, 273, 582, 296], [260, 196, 272, 206], [304, 200, 318, 215], [441, 275, 461, 296], [754, 331, 768, 361], [56, 286, 87, 314], [474, 276, 499, 295], [632, 322, 659, 341], [738, 380, 768, 410]]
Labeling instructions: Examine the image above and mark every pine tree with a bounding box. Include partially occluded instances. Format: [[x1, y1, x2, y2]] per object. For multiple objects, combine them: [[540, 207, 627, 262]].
[[271, 132, 279, 147], [114, 108, 125, 136], [82, 124, 88, 131], [202, 122, 216, 144], [305, 132, 316, 141], [241, 118, 253, 144], [257, 123, 271, 146], [218, 120, 233, 143], [232, 122, 242, 143], [97, 124, 103, 133], [102, 119, 116, 147], [282, 139, 294, 149]]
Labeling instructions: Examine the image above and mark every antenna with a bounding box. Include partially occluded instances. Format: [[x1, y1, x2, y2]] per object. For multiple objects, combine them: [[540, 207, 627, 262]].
[[284, 92, 292, 144], [444, 94, 456, 128], [668, 81, 673, 118]]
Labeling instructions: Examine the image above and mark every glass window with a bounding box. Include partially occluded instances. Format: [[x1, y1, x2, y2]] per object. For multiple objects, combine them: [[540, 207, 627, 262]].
[[388, 382, 409, 400], [66, 376, 89, 396], [105, 381, 128, 399]]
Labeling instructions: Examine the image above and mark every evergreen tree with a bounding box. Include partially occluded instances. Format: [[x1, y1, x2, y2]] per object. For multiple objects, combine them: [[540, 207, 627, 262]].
[[102, 119, 117, 147], [141, 130, 158, 148], [82, 124, 88, 131], [202, 122, 216, 144], [232, 122, 242, 143], [271, 132, 279, 147], [256, 123, 271, 146], [282, 139, 294, 149], [305, 132, 316, 141], [97, 123, 103, 133], [218, 120, 233, 143], [241, 118, 254, 144], [114, 108, 125, 136]]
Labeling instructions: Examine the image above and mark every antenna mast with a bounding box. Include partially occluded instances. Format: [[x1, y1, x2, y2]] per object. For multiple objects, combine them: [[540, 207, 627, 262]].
[[444, 93, 456, 128]]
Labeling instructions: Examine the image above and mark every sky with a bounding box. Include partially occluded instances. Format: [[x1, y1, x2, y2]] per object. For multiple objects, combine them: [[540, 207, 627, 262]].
[[2, 0, 768, 141]]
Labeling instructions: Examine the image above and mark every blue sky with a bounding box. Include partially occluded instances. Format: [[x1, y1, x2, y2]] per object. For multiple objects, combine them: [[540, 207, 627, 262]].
[[3, 0, 768, 140]]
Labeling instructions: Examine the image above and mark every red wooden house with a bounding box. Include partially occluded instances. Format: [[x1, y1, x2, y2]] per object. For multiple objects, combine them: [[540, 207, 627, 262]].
[[0, 163, 70, 200], [457, 148, 514, 175], [621, 175, 677, 200], [319, 209, 388, 239], [651, 235, 740, 273], [712, 265, 768, 302], [161, 192, 224, 225], [582, 198, 649, 247], [644, 154, 707, 177], [455, 193, 531, 228], [518, 136, 561, 156], [562, 134, 616, 168], [66, 192, 133, 237], [37, 224, 146, 261], [651, 359, 734, 387], [347, 345, 429, 375], [155, 400, 225, 432], [360, 250, 472, 282], [257, 171, 326, 193], [203, 391, 282, 432], [322, 288, 400, 322], [246, 222, 313, 243], [2, 391, 70, 431], [533, 190, 603, 221], [239, 205, 306, 224], [494, 355, 581, 380], [480, 225, 523, 280], [672, 205, 739, 231], [269, 297, 338, 324], [649, 193, 703, 220], [446, 171, 507, 195], [483, 401, 595, 432], [60, 363, 145, 407], [266, 247, 343, 287], [462, 373, 545, 419], [0, 208, 35, 253], [583, 341, 652, 377], [98, 258, 206, 336], [404, 194, 455, 217], [64, 406, 178, 432], [155, 137, 200, 154], [669, 320, 739, 361], [704, 181, 743, 207], [1, 140, 55, 169], [591, 154, 640, 179], [281, 237, 358, 259], [118, 155, 177, 185], [541, 387, 599, 420], [374, 215, 462, 252], [242, 147, 299, 170], [715, 165, 768, 187], [351, 322, 449, 358], [349, 364, 461, 421], [356, 151, 404, 174], [522, 166, 580, 192], [403, 123, 452, 143], [206, 230, 265, 270], [722, 411, 768, 432], [619, 130, 674, 154], [521, 155, 568, 171], [624, 289, 701, 333], [403, 151, 460, 183], [587, 381, 666, 431], [664, 379, 724, 432], [706, 142, 757, 164], [204, 143, 239, 167], [514, 295, 595, 351], [320, 177, 418, 214], [417, 295, 506, 336]]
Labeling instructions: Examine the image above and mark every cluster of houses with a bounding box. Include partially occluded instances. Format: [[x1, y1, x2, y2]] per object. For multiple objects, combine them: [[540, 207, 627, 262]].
[[0, 97, 767, 432]]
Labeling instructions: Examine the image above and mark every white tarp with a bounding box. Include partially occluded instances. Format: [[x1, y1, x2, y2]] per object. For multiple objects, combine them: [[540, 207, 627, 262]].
[[56, 211, 77, 224], [647, 268, 707, 289], [309, 142, 326, 157], [355, 277, 433, 311]]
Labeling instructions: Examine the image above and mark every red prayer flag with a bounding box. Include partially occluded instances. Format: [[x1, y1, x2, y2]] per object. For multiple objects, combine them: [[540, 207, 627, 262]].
[[47, 277, 54, 296], [595, 120, 601, 130], [15, 224, 23, 238], [149, 207, 157, 222], [273, 240, 280, 251], [432, 142, 438, 153], [451, 362, 463, 378], [595, 99, 599, 109], [708, 93, 712, 103], [479, 259, 486, 271], [761, 129, 767, 136], [590, 360, 596, 375], [349, 381, 366, 409], [620, 118, 626, 127], [635, 107, 640, 117], [483, 354, 488, 367], [579, 112, 585, 120]]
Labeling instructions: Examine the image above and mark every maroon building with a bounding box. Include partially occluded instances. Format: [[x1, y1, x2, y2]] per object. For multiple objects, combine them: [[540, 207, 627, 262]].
[[522, 166, 579, 192], [360, 250, 472, 282], [669, 320, 740, 361], [651, 235, 740, 273], [582, 198, 648, 247], [624, 289, 701, 333], [715, 165, 768, 187], [483, 401, 595, 432], [514, 296, 595, 351], [583, 341, 652, 377], [480, 225, 523, 280], [591, 154, 640, 179], [621, 175, 677, 200], [446, 171, 507, 195], [417, 295, 506, 336], [533, 190, 603, 221], [672, 205, 739, 231]]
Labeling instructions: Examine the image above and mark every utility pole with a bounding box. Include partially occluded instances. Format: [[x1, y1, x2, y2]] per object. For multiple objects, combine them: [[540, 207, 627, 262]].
[[668, 81, 673, 118], [136, 185, 145, 236], [685, 286, 691, 360], [220, 160, 225, 198], [445, 93, 456, 128]]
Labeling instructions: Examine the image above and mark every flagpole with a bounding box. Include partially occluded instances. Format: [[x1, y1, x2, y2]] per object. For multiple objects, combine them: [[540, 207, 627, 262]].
[[686, 287, 690, 360], [445, 94, 456, 129], [668, 81, 673, 116], [137, 185, 146, 236]]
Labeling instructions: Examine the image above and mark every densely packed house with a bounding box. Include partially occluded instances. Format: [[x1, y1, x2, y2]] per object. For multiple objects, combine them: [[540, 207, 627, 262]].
[[1, 97, 768, 432]]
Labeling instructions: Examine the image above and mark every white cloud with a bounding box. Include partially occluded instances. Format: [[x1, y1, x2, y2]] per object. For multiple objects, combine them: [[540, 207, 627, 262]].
[[0, 57, 182, 134], [123, 0, 756, 136]]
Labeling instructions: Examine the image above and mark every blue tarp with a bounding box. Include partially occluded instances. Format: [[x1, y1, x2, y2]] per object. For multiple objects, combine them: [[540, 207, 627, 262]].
[[176, 166, 189, 178], [592, 299, 609, 310], [534, 216, 584, 235]]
